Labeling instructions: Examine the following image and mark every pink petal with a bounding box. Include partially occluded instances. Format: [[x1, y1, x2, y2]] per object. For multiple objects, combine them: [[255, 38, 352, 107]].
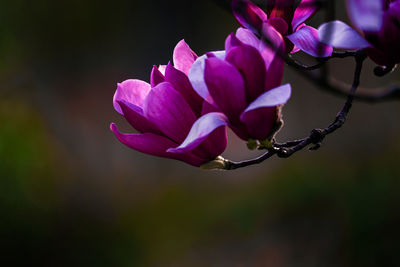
[[158, 65, 167, 75], [173, 39, 198, 75], [287, 25, 333, 57], [113, 79, 151, 115], [110, 123, 204, 166], [204, 57, 247, 120], [118, 100, 161, 134], [225, 44, 267, 102], [232, 0, 268, 34], [188, 51, 226, 106], [318, 20, 371, 49], [164, 62, 203, 116], [292, 0, 320, 31], [143, 82, 197, 143], [347, 0, 383, 32], [167, 112, 228, 154], [150, 65, 165, 87]]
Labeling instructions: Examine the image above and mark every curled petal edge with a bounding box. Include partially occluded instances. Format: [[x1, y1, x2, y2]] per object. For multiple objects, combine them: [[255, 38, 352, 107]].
[[167, 112, 229, 154]]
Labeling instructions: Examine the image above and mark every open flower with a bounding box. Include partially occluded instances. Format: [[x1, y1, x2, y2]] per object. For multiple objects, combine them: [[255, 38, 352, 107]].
[[110, 40, 227, 167], [232, 0, 332, 57], [168, 26, 291, 154], [318, 0, 400, 66]]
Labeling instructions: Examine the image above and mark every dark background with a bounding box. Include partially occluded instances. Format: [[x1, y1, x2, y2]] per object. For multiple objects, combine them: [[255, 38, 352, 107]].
[[1, 0, 400, 266]]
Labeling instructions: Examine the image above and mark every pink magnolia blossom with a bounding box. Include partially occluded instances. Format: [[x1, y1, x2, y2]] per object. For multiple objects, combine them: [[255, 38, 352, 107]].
[[169, 26, 291, 154], [318, 0, 400, 66], [110, 40, 227, 167], [232, 0, 333, 57]]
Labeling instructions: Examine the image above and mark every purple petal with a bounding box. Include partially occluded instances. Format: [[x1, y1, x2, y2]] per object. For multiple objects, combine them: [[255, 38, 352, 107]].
[[268, 17, 289, 35], [240, 84, 291, 140], [113, 79, 151, 115], [204, 57, 247, 120], [287, 25, 333, 57], [110, 123, 204, 166], [292, 0, 319, 31], [268, 0, 296, 24], [201, 101, 220, 115], [165, 62, 203, 115], [118, 100, 161, 134], [240, 106, 277, 140], [241, 83, 291, 114], [235, 27, 261, 48], [194, 125, 227, 160], [188, 51, 226, 106], [347, 0, 383, 32], [173, 39, 198, 75], [260, 22, 285, 68], [261, 23, 286, 89], [225, 33, 244, 53], [167, 112, 228, 154], [318, 20, 371, 49], [143, 82, 197, 143], [232, 0, 268, 34], [225, 44, 267, 102], [150, 65, 165, 87]]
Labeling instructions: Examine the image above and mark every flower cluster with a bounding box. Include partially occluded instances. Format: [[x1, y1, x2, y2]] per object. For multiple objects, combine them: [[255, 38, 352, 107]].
[[319, 0, 400, 66], [111, 0, 400, 169]]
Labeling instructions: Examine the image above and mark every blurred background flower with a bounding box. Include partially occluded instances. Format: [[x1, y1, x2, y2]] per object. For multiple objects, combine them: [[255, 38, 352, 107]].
[[1, 0, 400, 266]]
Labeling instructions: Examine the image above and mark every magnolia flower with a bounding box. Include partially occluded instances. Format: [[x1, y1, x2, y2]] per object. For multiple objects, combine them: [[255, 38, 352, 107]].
[[110, 40, 227, 167], [168, 26, 291, 154], [318, 0, 400, 66], [232, 0, 332, 57]]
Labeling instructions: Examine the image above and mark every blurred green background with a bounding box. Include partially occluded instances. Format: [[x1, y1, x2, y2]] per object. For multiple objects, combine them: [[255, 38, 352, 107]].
[[1, 0, 400, 266]]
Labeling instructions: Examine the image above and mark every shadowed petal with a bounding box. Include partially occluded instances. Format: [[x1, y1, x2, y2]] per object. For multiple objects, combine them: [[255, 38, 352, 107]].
[[204, 57, 247, 120], [118, 100, 161, 134], [292, 0, 320, 31], [188, 51, 226, 106], [287, 25, 333, 57], [232, 0, 268, 34], [173, 39, 198, 75], [268, 17, 289, 35], [318, 21, 371, 49], [167, 112, 229, 154], [164, 62, 203, 115], [347, 0, 383, 32], [113, 79, 151, 115], [150, 65, 165, 87], [143, 82, 197, 143], [241, 106, 277, 140], [225, 44, 266, 102], [269, 0, 296, 24], [110, 123, 204, 166], [240, 84, 291, 140]]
